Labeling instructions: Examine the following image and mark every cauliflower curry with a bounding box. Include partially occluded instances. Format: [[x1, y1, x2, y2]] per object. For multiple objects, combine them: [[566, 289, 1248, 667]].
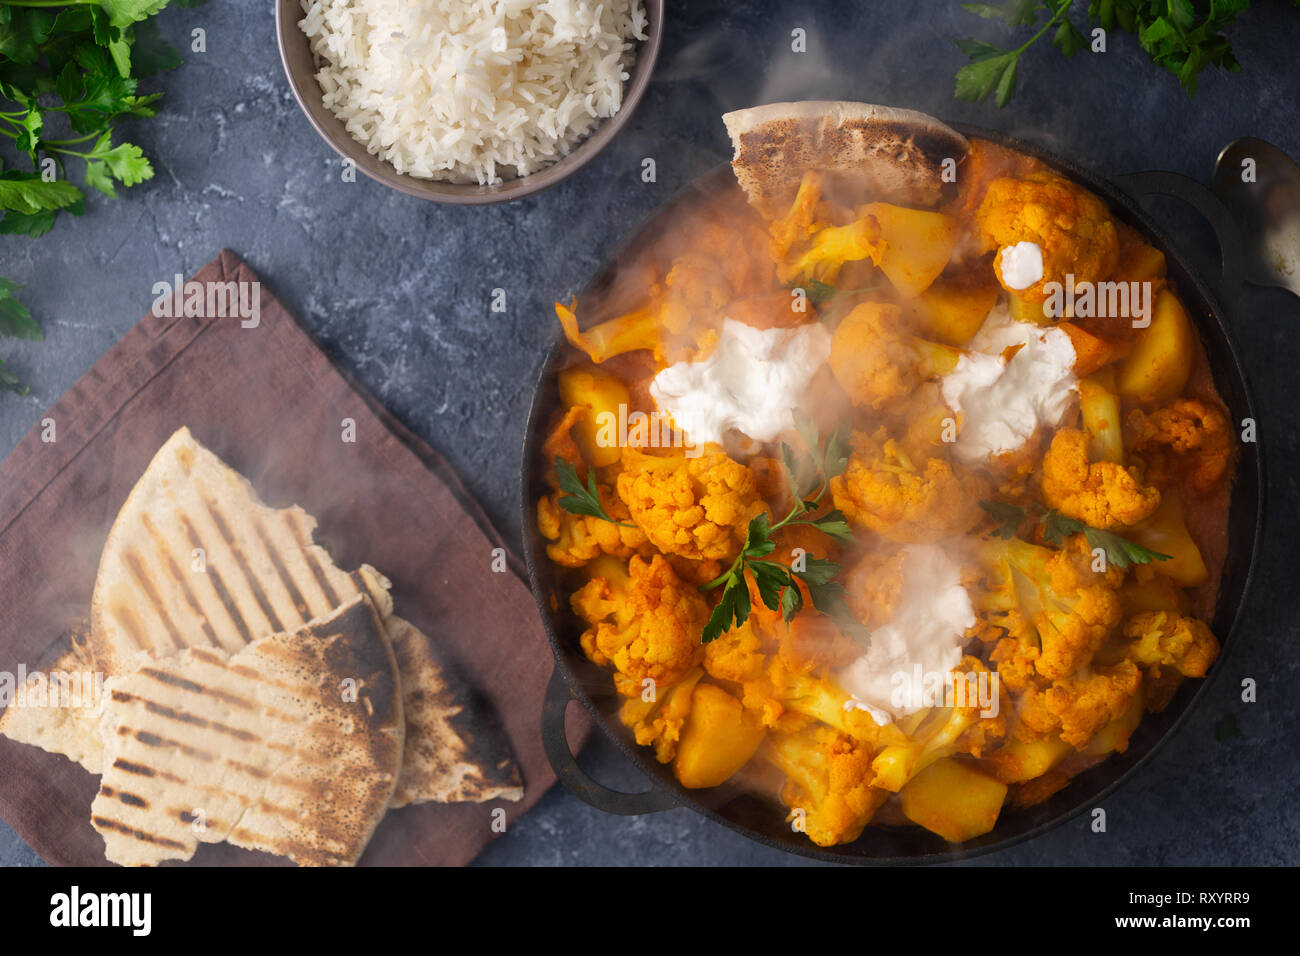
[[537, 136, 1234, 848]]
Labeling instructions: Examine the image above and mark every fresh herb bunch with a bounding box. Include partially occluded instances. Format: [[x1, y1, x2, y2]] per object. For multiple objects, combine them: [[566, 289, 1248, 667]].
[[979, 498, 1171, 569], [701, 413, 864, 645], [954, 0, 1286, 108], [0, 0, 187, 392]]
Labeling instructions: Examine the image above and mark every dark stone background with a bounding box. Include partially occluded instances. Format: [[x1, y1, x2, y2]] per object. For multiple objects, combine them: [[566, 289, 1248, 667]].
[[1, 0, 1296, 866]]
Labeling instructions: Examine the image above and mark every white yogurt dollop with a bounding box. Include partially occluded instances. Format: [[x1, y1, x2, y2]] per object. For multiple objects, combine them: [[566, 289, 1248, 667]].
[[649, 318, 831, 447], [940, 301, 1077, 466], [839, 544, 975, 722], [999, 241, 1045, 290]]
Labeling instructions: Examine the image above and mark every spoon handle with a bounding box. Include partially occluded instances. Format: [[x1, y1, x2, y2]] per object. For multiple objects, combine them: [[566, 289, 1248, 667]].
[[1114, 170, 1246, 309]]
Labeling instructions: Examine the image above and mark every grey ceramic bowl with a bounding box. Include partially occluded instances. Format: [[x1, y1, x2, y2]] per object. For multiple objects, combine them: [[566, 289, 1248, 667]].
[[274, 0, 664, 204]]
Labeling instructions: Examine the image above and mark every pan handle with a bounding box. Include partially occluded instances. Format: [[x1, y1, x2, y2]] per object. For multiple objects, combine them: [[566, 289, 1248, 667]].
[[1114, 170, 1245, 307], [542, 666, 679, 816]]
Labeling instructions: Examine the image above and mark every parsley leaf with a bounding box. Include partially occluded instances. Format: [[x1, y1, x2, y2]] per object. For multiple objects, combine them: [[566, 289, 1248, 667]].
[[954, 0, 1265, 106], [980, 499, 1028, 540], [1025, 503, 1172, 568], [0, 0, 181, 395], [0, 279, 42, 341], [554, 458, 634, 528], [699, 429, 865, 644], [0, 177, 83, 215]]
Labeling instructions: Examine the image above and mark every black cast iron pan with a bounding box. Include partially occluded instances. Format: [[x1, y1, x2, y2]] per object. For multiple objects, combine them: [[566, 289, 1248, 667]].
[[521, 125, 1264, 864]]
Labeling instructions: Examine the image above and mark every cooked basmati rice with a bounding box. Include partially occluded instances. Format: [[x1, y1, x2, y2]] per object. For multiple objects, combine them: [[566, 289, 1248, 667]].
[[298, 0, 647, 186]]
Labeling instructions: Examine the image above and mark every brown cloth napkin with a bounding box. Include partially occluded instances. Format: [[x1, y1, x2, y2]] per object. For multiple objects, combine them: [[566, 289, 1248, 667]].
[[0, 250, 587, 866]]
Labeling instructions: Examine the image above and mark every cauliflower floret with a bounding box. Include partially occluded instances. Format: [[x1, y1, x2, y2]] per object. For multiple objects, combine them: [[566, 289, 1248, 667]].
[[785, 216, 884, 285], [830, 428, 989, 543], [1125, 398, 1233, 494], [980, 535, 1123, 682], [1117, 610, 1219, 679], [536, 489, 649, 567], [976, 172, 1119, 302], [1015, 660, 1143, 749], [762, 724, 887, 847], [615, 446, 766, 561], [618, 667, 704, 763], [1046, 660, 1143, 749], [842, 548, 906, 629], [828, 301, 962, 410], [703, 620, 768, 684], [769, 170, 824, 262], [540, 405, 586, 486], [571, 554, 708, 694], [740, 655, 893, 745], [1042, 427, 1161, 530]]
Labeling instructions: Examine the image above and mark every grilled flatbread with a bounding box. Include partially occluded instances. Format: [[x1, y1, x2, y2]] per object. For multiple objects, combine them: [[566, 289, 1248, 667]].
[[388, 616, 523, 807], [89, 426, 392, 678], [722, 101, 970, 218], [2, 425, 525, 827], [92, 595, 402, 867], [0, 624, 105, 771]]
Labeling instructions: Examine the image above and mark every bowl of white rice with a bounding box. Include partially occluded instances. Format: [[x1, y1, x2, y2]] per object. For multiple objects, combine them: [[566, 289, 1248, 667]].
[[276, 0, 661, 203]]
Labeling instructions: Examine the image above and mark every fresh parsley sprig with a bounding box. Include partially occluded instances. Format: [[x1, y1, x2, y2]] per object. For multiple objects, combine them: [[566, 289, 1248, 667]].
[[954, 0, 1273, 108], [979, 498, 1171, 569], [700, 413, 865, 645], [554, 457, 634, 528], [0, 0, 189, 392]]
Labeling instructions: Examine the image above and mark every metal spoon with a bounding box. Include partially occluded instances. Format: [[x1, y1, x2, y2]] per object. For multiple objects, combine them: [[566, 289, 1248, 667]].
[[1213, 137, 1300, 297]]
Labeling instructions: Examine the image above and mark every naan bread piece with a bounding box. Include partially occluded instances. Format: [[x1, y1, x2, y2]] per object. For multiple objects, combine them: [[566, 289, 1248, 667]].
[[387, 617, 523, 808], [0, 625, 106, 772], [91, 595, 402, 867], [13, 426, 520, 811], [89, 426, 393, 677], [722, 101, 970, 218]]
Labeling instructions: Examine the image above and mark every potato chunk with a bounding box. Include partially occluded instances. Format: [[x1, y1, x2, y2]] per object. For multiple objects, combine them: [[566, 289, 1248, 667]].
[[1116, 289, 1194, 403], [557, 366, 630, 467], [673, 684, 766, 789], [899, 757, 1008, 843], [860, 203, 960, 299]]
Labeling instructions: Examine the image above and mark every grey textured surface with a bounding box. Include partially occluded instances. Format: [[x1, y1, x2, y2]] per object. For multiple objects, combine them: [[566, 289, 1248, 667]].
[[1, 0, 1297, 867]]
